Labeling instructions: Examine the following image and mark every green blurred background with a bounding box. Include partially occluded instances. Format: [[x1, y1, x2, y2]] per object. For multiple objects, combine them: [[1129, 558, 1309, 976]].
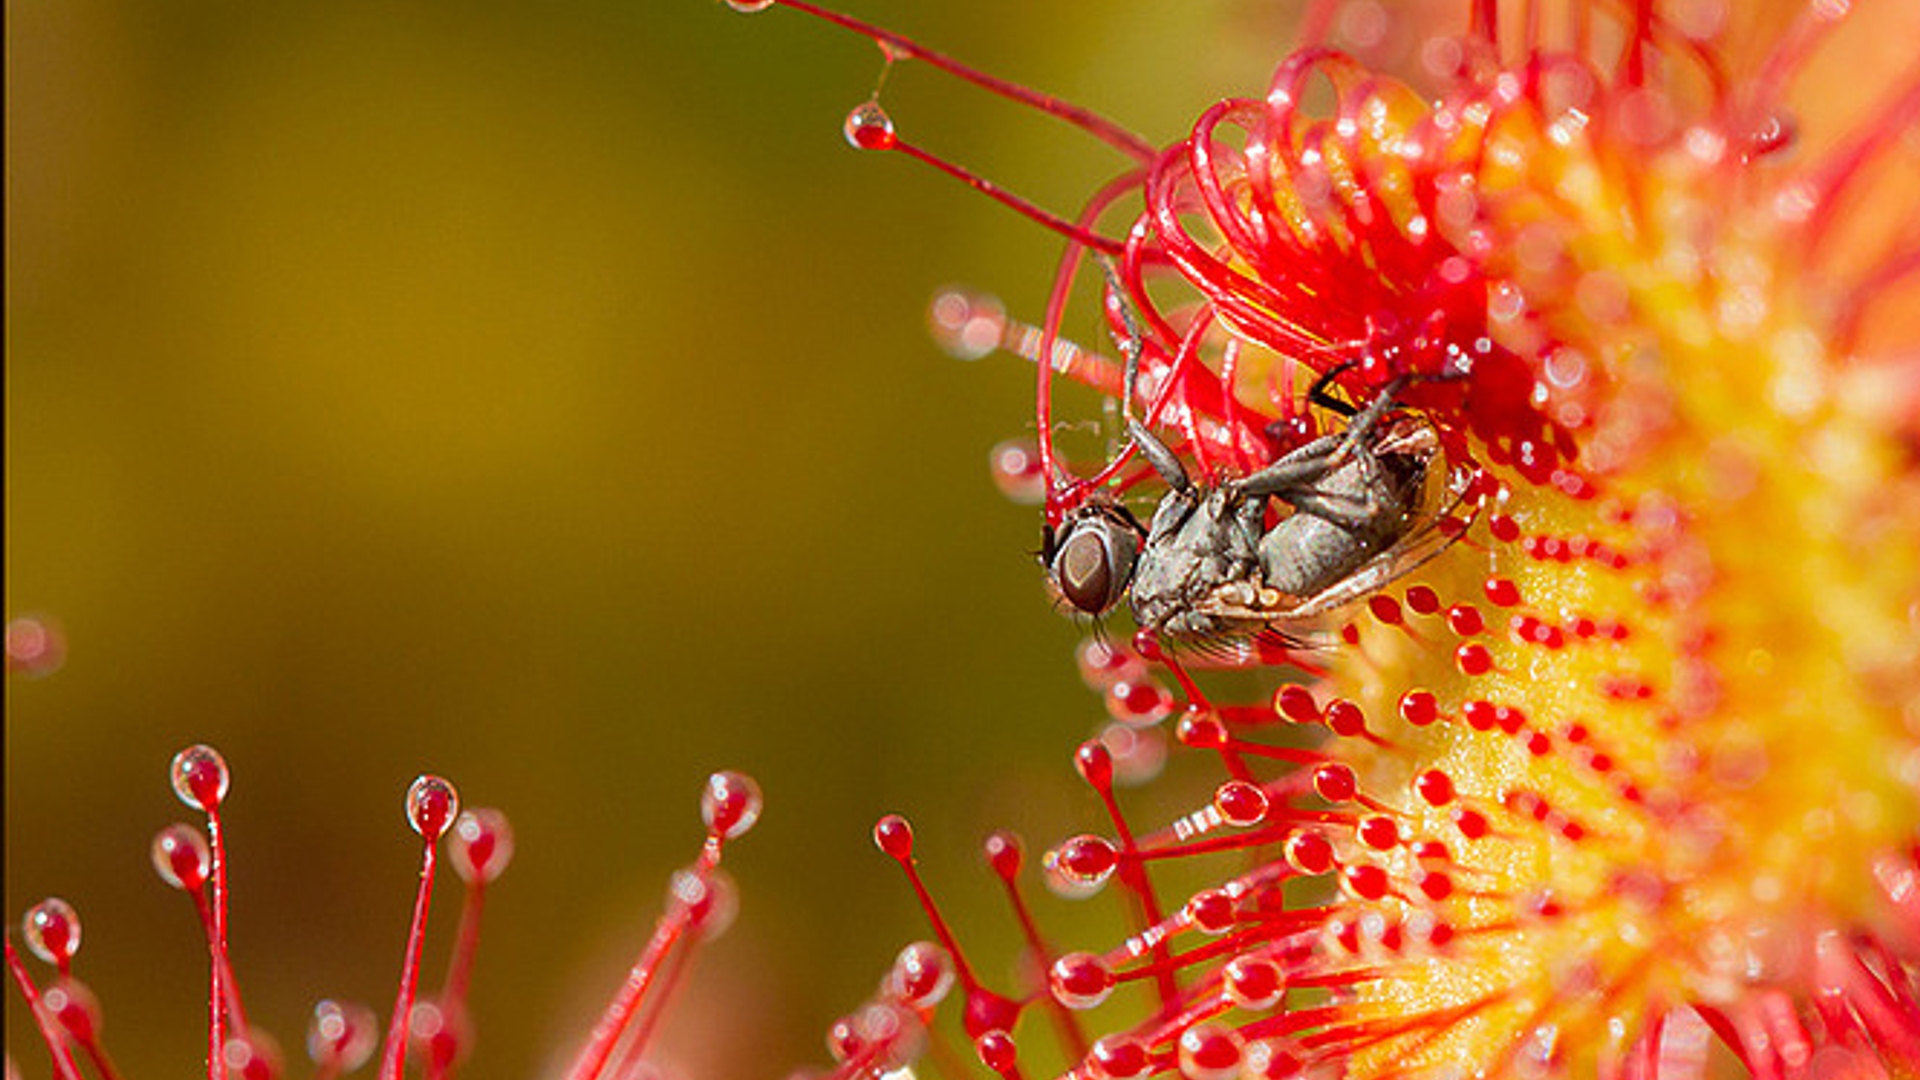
[[6, 1, 1296, 1075]]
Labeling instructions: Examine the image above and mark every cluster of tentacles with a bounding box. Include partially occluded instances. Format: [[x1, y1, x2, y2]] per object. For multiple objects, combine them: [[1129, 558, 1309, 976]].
[[786, 0, 1920, 1077]]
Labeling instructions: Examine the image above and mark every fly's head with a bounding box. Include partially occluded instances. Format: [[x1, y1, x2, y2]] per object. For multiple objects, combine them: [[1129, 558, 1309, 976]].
[[1042, 501, 1145, 618]]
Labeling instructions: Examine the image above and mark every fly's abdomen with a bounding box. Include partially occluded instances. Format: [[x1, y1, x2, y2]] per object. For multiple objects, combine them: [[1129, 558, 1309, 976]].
[[1259, 511, 1393, 598]]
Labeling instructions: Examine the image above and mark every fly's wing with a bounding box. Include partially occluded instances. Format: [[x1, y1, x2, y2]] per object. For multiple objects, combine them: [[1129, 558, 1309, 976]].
[[1270, 447, 1483, 620], [1142, 416, 1480, 660], [1143, 578, 1308, 664], [1367, 414, 1439, 461], [1162, 624, 1317, 668]]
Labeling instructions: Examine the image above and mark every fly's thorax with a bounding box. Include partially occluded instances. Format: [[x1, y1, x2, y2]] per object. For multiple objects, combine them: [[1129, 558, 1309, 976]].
[[1130, 488, 1261, 635]]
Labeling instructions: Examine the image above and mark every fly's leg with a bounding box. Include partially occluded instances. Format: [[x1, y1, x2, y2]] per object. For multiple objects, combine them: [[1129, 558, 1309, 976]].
[[1228, 433, 1347, 500], [1233, 374, 1412, 500], [1278, 483, 1387, 531], [1309, 363, 1463, 418], [1305, 361, 1360, 417], [1230, 493, 1268, 576], [1330, 374, 1413, 457], [1107, 257, 1199, 499], [1228, 374, 1423, 538], [1100, 256, 1149, 426], [1126, 418, 1194, 495]]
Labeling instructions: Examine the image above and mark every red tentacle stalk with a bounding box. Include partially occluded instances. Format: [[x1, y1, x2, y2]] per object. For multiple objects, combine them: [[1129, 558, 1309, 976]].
[[1797, 74, 1920, 259], [1036, 171, 1156, 517], [1075, 743, 1179, 1007], [170, 745, 240, 1080], [378, 776, 457, 1080], [874, 815, 1023, 1040], [983, 832, 1089, 1061], [564, 865, 711, 1080], [868, 124, 1129, 257], [566, 771, 759, 1080], [4, 937, 84, 1080], [760, 0, 1154, 162]]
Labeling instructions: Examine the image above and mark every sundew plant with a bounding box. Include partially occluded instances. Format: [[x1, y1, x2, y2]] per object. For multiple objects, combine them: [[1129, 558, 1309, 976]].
[[7, 2, 1920, 1080], [728, 0, 1920, 1077]]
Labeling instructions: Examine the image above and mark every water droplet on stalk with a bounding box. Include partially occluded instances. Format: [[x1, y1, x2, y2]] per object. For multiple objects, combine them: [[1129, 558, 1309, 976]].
[[669, 867, 738, 940], [1051, 834, 1118, 888], [450, 809, 514, 884], [308, 1001, 378, 1072], [151, 824, 212, 891], [843, 101, 896, 150], [406, 775, 459, 841], [1048, 952, 1115, 1009], [929, 287, 1007, 361], [885, 941, 955, 1008], [170, 744, 230, 811], [701, 771, 763, 840], [1178, 1023, 1245, 1080], [22, 898, 81, 965]]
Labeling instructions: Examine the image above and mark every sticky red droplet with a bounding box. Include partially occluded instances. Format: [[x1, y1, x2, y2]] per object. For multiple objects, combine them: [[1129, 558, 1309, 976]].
[[1455, 643, 1495, 676], [1368, 595, 1404, 625], [1398, 689, 1439, 726], [1484, 577, 1522, 607], [1275, 685, 1321, 723], [1323, 699, 1368, 738], [1415, 770, 1456, 806], [1313, 764, 1358, 803], [1447, 604, 1485, 636]]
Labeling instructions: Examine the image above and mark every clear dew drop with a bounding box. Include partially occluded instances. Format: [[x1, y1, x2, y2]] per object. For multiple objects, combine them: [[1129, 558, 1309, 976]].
[[44, 979, 101, 1042], [221, 1030, 285, 1080], [170, 744, 231, 812], [1177, 1023, 1245, 1080], [724, 0, 775, 12], [1746, 107, 1798, 158], [884, 941, 956, 1009], [151, 824, 212, 891], [833, 1001, 925, 1071], [1514, 1022, 1560, 1079], [843, 100, 896, 151], [1244, 1037, 1308, 1080], [408, 998, 470, 1062], [669, 867, 739, 941], [987, 438, 1047, 505], [1224, 955, 1286, 1010], [928, 287, 1007, 361], [22, 897, 80, 965], [308, 1001, 379, 1072], [1099, 722, 1168, 786], [1048, 834, 1119, 890], [1205, 776, 1267, 818], [1091, 1036, 1153, 1080], [1076, 637, 1147, 689], [449, 809, 515, 885], [4, 615, 66, 678], [1048, 952, 1115, 1010], [405, 775, 460, 841], [701, 770, 763, 841]]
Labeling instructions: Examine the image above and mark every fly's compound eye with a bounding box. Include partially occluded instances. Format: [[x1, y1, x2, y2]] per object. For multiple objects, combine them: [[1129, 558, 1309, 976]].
[[1049, 511, 1141, 616]]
